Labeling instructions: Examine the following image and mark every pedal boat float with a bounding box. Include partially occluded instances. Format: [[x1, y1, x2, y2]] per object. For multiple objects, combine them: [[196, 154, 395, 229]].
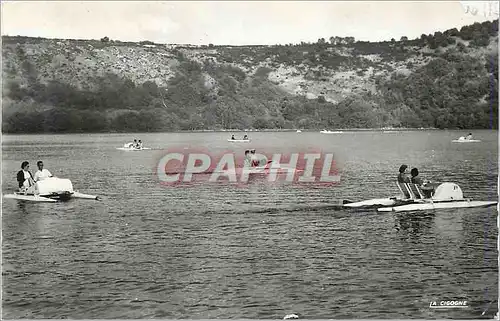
[[3, 177, 101, 203], [242, 161, 304, 175], [227, 161, 304, 177], [343, 182, 497, 212]]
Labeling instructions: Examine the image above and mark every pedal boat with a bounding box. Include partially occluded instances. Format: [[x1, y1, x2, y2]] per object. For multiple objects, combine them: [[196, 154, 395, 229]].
[[242, 160, 304, 175], [117, 143, 151, 151], [3, 177, 101, 202], [343, 182, 497, 212], [452, 136, 481, 143]]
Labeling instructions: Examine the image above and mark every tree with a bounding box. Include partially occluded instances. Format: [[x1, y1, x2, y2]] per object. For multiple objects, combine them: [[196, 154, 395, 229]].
[[457, 42, 467, 52], [253, 117, 270, 129], [345, 36, 355, 44], [400, 36, 408, 42], [100, 36, 110, 42], [444, 28, 459, 37]]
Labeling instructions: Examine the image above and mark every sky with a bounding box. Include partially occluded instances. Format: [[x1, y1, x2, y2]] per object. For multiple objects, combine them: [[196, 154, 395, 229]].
[[1, 1, 499, 45]]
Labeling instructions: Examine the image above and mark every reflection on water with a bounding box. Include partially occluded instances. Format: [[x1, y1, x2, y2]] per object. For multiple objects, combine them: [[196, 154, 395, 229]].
[[2, 130, 498, 319], [394, 212, 435, 237]]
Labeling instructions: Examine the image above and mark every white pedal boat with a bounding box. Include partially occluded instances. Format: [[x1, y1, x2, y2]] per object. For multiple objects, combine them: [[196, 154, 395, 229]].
[[117, 142, 151, 151], [320, 130, 343, 134], [3, 177, 100, 202], [240, 161, 305, 176], [452, 136, 481, 143], [344, 182, 497, 212], [227, 139, 250, 143]]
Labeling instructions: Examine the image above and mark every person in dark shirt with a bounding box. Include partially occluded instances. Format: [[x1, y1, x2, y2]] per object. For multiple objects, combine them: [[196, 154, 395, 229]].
[[244, 150, 251, 167], [410, 167, 435, 198], [397, 164, 410, 183], [410, 168, 424, 185], [16, 161, 35, 191]]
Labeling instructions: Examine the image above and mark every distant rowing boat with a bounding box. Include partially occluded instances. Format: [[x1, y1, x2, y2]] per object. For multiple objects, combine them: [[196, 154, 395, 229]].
[[227, 139, 250, 142], [320, 130, 343, 134]]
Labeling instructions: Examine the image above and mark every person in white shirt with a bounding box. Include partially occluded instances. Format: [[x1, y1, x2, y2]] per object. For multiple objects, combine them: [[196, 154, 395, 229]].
[[34, 161, 53, 182]]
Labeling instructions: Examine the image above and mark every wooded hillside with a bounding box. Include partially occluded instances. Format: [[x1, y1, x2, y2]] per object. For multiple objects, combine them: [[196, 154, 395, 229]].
[[2, 19, 498, 133]]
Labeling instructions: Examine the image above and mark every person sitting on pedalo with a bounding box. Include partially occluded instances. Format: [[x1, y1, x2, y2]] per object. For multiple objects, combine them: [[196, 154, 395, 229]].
[[243, 150, 252, 167], [410, 167, 436, 198], [34, 161, 53, 182], [397, 164, 411, 183], [16, 161, 35, 194]]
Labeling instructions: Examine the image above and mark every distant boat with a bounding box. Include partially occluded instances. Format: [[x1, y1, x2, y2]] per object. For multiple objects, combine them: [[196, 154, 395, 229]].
[[320, 130, 343, 134], [227, 139, 250, 143], [296, 130, 302, 133], [228, 135, 250, 142], [117, 142, 152, 151], [452, 138, 481, 143], [452, 134, 480, 143]]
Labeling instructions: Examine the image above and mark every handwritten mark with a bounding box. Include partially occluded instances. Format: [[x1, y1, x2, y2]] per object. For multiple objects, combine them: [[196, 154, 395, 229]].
[[461, 1, 499, 18]]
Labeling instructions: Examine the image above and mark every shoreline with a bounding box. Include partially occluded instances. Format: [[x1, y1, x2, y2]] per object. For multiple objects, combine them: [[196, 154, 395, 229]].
[[2, 128, 498, 136]]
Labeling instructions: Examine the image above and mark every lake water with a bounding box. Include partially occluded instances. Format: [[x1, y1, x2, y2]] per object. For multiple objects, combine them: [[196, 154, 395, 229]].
[[2, 130, 498, 319]]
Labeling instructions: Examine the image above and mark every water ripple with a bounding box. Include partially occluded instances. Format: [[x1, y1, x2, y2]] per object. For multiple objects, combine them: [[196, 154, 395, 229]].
[[2, 131, 498, 319]]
